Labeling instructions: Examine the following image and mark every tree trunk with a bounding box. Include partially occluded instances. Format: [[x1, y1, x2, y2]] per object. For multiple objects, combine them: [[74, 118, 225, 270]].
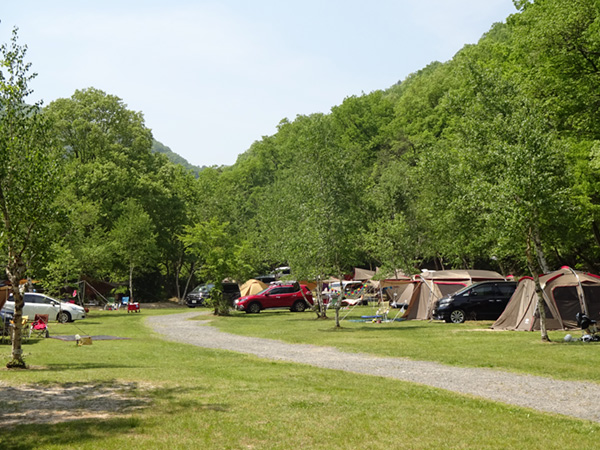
[[181, 261, 196, 305], [527, 231, 550, 342], [531, 225, 550, 274], [129, 264, 134, 303], [6, 257, 27, 368], [334, 272, 344, 327]]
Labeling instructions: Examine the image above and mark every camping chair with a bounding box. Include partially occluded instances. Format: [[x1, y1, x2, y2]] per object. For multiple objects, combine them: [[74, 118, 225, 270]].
[[29, 314, 49, 338], [375, 301, 390, 322]]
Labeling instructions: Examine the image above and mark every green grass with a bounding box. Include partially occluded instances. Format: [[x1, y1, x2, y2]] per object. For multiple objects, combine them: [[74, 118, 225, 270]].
[[0, 307, 598, 449], [210, 306, 600, 383]]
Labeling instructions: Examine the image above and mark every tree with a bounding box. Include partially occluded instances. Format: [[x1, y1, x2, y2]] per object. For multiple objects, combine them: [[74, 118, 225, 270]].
[[266, 114, 364, 326], [0, 28, 62, 367], [110, 199, 158, 303], [180, 219, 237, 316]]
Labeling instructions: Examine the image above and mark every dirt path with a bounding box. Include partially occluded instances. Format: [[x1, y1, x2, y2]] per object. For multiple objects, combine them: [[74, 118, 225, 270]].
[[146, 311, 600, 423]]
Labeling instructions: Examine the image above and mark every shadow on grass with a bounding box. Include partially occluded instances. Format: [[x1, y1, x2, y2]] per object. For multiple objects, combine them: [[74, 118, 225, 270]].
[[0, 416, 141, 450], [41, 362, 142, 371]]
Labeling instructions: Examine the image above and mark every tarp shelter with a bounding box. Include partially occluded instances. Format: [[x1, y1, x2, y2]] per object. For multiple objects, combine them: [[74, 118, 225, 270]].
[[403, 270, 506, 320], [0, 285, 10, 311], [239, 279, 268, 297], [353, 268, 375, 281], [492, 267, 600, 331], [378, 279, 414, 303]]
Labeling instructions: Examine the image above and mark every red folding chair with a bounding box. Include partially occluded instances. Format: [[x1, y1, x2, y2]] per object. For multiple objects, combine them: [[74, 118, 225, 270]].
[[29, 314, 49, 338]]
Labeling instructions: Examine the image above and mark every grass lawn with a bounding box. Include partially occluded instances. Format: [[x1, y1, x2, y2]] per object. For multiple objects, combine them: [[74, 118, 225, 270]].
[[0, 307, 597, 449], [211, 305, 600, 383]]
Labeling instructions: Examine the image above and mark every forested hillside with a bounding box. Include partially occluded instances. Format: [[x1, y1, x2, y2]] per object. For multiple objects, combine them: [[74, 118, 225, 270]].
[[3, 0, 600, 305]]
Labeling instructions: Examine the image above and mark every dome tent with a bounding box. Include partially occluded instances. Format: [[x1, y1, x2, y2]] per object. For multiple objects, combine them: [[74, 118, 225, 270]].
[[492, 267, 600, 331]]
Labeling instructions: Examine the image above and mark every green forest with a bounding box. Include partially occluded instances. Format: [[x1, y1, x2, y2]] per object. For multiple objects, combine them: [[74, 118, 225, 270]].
[[2, 0, 600, 305]]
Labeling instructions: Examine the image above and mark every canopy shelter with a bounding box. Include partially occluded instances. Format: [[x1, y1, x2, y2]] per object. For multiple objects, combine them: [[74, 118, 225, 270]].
[[353, 268, 375, 281], [403, 270, 505, 320], [492, 267, 600, 331], [378, 279, 414, 303]]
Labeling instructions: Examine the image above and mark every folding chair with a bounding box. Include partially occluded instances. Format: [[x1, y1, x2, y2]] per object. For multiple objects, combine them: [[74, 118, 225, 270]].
[[375, 301, 390, 322], [29, 314, 50, 338]]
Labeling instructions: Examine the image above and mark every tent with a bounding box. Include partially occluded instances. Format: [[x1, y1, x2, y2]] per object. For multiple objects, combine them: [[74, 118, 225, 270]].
[[239, 279, 268, 297], [492, 267, 600, 331], [378, 279, 414, 303], [403, 270, 505, 320], [353, 268, 375, 281]]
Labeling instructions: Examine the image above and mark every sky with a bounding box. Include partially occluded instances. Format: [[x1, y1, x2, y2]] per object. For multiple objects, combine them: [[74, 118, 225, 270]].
[[2, 1, 518, 167]]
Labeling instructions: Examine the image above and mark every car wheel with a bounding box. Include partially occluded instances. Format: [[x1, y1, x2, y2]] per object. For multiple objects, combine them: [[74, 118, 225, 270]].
[[247, 302, 261, 314], [449, 309, 466, 324], [57, 311, 71, 323], [291, 301, 307, 312]]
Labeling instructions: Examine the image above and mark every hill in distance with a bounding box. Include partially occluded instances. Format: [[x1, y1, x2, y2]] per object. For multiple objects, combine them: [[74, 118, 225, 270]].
[[151, 140, 206, 176]]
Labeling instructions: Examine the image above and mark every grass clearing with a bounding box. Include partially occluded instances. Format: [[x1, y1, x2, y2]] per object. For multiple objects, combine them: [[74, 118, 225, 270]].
[[0, 307, 598, 449], [211, 305, 600, 383]]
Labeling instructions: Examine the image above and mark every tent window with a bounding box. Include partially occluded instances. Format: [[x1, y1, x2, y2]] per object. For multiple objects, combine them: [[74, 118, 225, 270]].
[[582, 285, 600, 319], [552, 286, 582, 325]]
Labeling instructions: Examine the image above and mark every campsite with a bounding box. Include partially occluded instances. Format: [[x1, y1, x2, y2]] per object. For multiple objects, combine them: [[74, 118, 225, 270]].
[[1, 305, 600, 449]]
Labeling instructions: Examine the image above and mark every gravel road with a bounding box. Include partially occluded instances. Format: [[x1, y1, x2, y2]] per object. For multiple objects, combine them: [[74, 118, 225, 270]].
[[146, 311, 600, 423]]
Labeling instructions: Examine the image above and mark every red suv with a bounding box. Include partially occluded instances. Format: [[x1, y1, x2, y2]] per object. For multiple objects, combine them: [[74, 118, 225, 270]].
[[234, 282, 313, 313]]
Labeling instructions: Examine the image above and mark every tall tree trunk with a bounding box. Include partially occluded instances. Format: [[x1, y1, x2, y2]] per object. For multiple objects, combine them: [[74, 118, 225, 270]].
[[334, 273, 343, 328], [6, 255, 27, 368], [527, 231, 550, 342], [129, 264, 134, 303], [531, 225, 550, 274], [181, 261, 196, 305]]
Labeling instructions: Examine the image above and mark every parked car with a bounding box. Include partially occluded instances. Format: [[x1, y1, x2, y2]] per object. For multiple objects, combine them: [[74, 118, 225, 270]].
[[2, 293, 86, 323], [234, 282, 313, 313], [432, 281, 517, 323], [185, 282, 240, 308]]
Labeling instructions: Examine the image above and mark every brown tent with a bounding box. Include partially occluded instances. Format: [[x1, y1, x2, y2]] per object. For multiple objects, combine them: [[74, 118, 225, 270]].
[[378, 279, 414, 303], [492, 267, 600, 331], [239, 279, 268, 297], [353, 268, 375, 281], [403, 270, 505, 320], [0, 285, 10, 311]]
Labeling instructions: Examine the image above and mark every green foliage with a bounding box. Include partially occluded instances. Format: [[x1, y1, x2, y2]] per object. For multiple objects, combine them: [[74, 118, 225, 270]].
[[0, 27, 63, 366], [180, 218, 238, 315], [8, 1, 600, 311]]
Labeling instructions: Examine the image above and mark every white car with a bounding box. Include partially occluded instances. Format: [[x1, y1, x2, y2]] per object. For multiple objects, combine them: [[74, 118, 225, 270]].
[[2, 293, 86, 323]]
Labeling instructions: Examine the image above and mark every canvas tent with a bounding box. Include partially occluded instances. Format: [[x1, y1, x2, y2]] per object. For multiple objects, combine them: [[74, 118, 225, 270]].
[[378, 279, 414, 303], [239, 279, 268, 297], [492, 267, 600, 331], [353, 268, 375, 281], [403, 270, 506, 320]]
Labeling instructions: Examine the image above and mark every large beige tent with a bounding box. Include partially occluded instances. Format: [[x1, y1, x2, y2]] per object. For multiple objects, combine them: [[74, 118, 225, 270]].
[[353, 268, 375, 281], [239, 279, 268, 297], [492, 267, 600, 331], [403, 270, 506, 320], [378, 279, 414, 303]]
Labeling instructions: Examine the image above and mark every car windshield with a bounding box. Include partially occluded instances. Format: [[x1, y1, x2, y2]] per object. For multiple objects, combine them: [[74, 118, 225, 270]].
[[191, 284, 214, 294], [452, 285, 473, 296], [256, 286, 273, 295]]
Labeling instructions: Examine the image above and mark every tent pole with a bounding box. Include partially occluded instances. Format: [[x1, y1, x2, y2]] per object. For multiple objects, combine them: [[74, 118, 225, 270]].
[[567, 266, 589, 316]]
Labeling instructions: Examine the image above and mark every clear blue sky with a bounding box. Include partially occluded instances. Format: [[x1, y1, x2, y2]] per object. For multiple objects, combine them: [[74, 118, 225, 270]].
[[2, 1, 517, 167]]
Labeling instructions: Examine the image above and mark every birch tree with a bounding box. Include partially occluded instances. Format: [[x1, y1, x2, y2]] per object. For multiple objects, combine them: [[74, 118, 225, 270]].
[[0, 28, 62, 368]]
